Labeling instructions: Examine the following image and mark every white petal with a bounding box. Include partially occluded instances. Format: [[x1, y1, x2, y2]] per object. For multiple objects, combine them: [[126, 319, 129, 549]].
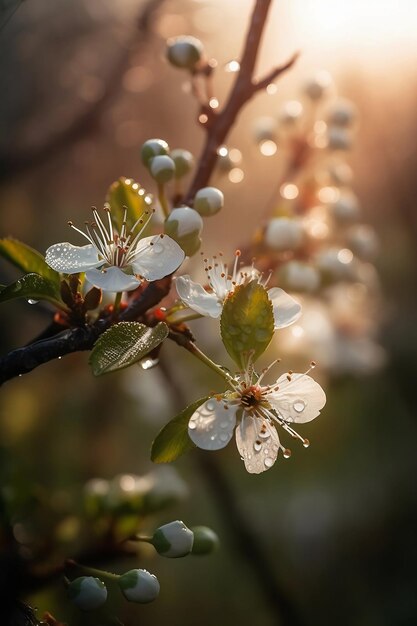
[[45, 242, 102, 274], [175, 276, 222, 318], [235, 415, 280, 474], [267, 287, 302, 329], [131, 235, 185, 281], [188, 398, 237, 451], [85, 266, 142, 292], [267, 373, 326, 424]]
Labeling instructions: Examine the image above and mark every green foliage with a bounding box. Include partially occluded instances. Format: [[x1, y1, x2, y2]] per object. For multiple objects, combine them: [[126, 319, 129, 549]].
[[0, 237, 60, 285], [151, 396, 210, 463], [89, 321, 168, 376], [0, 272, 64, 309], [106, 177, 152, 232], [220, 280, 274, 369]]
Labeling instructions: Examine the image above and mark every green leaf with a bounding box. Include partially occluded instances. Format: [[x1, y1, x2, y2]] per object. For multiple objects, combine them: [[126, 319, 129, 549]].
[[151, 396, 210, 463], [89, 321, 168, 376], [0, 273, 64, 308], [220, 280, 274, 369], [106, 177, 152, 233], [0, 238, 60, 286]]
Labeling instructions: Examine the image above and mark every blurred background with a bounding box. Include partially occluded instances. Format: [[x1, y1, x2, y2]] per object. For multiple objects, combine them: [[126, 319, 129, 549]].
[[1, 0, 417, 625]]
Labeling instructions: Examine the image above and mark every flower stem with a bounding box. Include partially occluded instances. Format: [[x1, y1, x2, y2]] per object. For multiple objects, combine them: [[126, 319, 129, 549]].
[[157, 182, 170, 219], [65, 560, 120, 582], [186, 342, 232, 383], [113, 291, 122, 317]]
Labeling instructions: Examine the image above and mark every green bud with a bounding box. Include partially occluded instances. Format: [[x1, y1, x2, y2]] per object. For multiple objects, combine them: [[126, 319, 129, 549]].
[[118, 569, 160, 603], [171, 148, 194, 178], [150, 155, 176, 184], [152, 520, 194, 558], [141, 138, 169, 168], [166, 35, 204, 71], [194, 186, 224, 216], [190, 526, 219, 555], [165, 206, 203, 256], [67, 576, 107, 611]]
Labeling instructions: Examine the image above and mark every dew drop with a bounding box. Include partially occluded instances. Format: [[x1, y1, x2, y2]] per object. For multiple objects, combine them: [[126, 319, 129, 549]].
[[188, 420, 197, 430], [253, 441, 262, 452], [303, 438, 310, 448], [220, 420, 230, 429], [140, 357, 159, 370], [264, 457, 274, 468], [220, 433, 229, 442], [206, 400, 216, 411], [259, 430, 270, 439], [152, 242, 164, 254], [58, 356, 62, 360], [210, 434, 217, 441], [27, 299, 39, 305], [293, 400, 306, 413]]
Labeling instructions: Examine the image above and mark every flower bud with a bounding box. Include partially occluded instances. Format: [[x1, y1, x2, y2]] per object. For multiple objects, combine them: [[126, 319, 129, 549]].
[[326, 162, 353, 186], [165, 206, 203, 256], [150, 155, 176, 184], [166, 35, 204, 71], [190, 526, 219, 555], [326, 99, 357, 128], [67, 576, 107, 611], [278, 100, 303, 127], [329, 192, 360, 223], [194, 187, 224, 216], [152, 520, 194, 558], [171, 149, 194, 178], [303, 71, 332, 101], [141, 138, 169, 168], [280, 260, 320, 293], [118, 569, 160, 603], [315, 247, 356, 282], [346, 224, 378, 261], [265, 217, 304, 252], [326, 127, 352, 151]]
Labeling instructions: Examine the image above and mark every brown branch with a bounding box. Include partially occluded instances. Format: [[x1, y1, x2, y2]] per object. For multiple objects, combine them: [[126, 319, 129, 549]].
[[0, 0, 166, 183], [0, 277, 171, 385], [252, 51, 300, 94], [184, 0, 298, 205]]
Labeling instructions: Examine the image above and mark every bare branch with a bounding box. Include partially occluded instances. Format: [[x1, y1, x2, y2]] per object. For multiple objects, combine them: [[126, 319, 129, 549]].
[[252, 51, 300, 94]]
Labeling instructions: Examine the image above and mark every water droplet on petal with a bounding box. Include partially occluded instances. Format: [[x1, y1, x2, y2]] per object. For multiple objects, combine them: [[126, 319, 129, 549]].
[[153, 243, 164, 254], [253, 441, 262, 452], [264, 457, 275, 468], [220, 420, 229, 429], [27, 299, 39, 305], [206, 400, 216, 411], [259, 430, 271, 439], [293, 400, 306, 413], [220, 433, 229, 442], [189, 420, 197, 430]]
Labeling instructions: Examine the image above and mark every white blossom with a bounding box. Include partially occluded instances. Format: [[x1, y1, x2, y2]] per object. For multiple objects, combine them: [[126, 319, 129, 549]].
[[188, 360, 326, 474], [176, 251, 301, 329], [45, 206, 184, 292]]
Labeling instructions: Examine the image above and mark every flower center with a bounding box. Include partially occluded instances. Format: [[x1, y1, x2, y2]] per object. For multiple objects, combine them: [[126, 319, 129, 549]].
[[239, 385, 263, 410]]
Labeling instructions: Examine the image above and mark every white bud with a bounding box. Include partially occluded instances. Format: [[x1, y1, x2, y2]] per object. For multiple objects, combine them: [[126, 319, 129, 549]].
[[330, 191, 360, 223], [253, 116, 277, 143], [326, 99, 357, 128], [303, 71, 332, 101], [315, 247, 356, 281], [281, 261, 321, 293], [141, 138, 169, 168], [278, 100, 303, 127], [152, 520, 194, 558], [150, 155, 176, 184], [346, 224, 378, 261], [194, 187, 224, 216], [165, 207, 203, 256], [118, 569, 160, 603], [68, 576, 107, 611], [171, 148, 194, 178], [326, 162, 353, 186], [326, 127, 352, 151], [265, 217, 304, 252], [166, 36, 204, 70]]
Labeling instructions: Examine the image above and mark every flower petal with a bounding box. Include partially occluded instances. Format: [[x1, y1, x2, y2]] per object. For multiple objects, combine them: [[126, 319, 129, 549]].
[[175, 276, 222, 318], [235, 415, 280, 474], [267, 287, 302, 329], [267, 373, 326, 424], [86, 266, 141, 292], [188, 398, 237, 451], [131, 235, 185, 281], [45, 242, 102, 274]]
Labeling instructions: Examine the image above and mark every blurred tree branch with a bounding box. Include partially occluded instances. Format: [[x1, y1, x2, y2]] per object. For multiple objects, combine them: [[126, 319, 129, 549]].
[[0, 0, 166, 183]]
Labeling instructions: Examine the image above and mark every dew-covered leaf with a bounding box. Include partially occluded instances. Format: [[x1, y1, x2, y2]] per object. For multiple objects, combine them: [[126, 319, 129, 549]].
[[220, 280, 274, 368], [151, 396, 210, 463], [0, 273, 64, 308], [89, 321, 168, 376], [0, 238, 60, 286], [106, 177, 152, 233]]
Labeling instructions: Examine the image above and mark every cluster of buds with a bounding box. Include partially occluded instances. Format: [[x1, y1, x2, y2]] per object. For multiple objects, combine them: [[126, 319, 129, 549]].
[[67, 521, 218, 610], [141, 138, 224, 255]]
